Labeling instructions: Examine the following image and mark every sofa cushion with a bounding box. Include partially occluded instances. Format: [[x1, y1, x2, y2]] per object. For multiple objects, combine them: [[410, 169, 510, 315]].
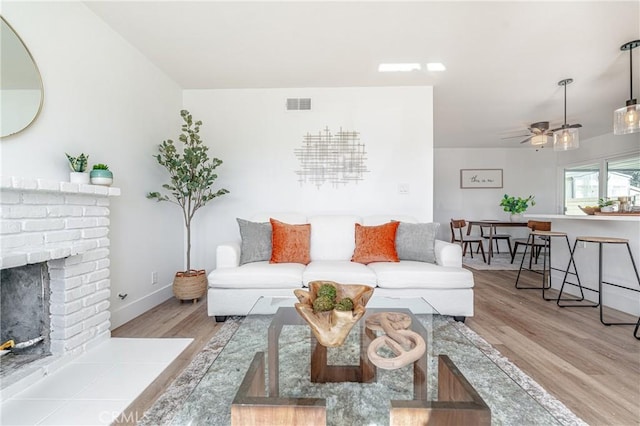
[[395, 222, 440, 263], [302, 260, 377, 287], [351, 222, 400, 264], [207, 261, 304, 289], [367, 261, 474, 289], [309, 215, 360, 261], [237, 218, 272, 265], [270, 218, 311, 265]]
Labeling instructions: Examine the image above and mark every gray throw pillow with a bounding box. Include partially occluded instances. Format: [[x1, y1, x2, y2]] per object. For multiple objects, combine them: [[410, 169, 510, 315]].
[[237, 218, 272, 265], [395, 222, 440, 263]]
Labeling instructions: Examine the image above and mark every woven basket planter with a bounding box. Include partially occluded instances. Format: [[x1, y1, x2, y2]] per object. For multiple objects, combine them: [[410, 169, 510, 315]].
[[173, 269, 207, 303]]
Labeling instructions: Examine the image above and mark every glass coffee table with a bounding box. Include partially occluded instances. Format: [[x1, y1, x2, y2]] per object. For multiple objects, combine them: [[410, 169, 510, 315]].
[[171, 297, 570, 425]]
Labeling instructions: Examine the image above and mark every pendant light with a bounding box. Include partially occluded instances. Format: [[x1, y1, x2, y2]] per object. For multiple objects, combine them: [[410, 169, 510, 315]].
[[552, 78, 581, 151], [614, 40, 640, 135]]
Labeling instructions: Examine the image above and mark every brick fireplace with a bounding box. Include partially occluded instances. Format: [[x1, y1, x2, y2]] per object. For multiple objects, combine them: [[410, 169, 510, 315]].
[[0, 176, 119, 392]]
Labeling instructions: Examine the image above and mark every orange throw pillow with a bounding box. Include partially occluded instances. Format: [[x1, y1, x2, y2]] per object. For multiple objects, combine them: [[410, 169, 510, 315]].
[[270, 218, 311, 265], [351, 222, 400, 264]]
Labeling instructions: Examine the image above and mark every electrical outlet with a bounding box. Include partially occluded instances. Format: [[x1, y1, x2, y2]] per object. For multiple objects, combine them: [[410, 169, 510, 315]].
[[398, 183, 410, 194], [151, 271, 158, 285]]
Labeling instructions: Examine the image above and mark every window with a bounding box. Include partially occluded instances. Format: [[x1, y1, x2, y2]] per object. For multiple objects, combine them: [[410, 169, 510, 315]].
[[564, 163, 599, 215], [563, 153, 640, 214], [607, 156, 640, 199]]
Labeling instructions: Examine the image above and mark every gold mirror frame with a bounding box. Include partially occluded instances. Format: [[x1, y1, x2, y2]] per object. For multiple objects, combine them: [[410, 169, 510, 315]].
[[1, 15, 44, 138]]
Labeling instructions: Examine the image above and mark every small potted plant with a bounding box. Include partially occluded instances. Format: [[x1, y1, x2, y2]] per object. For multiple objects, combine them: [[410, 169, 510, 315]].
[[598, 197, 615, 212], [499, 194, 536, 221], [90, 163, 113, 186], [66, 153, 89, 184]]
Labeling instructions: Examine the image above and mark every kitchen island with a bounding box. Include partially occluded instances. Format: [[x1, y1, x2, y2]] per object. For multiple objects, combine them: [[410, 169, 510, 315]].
[[524, 213, 639, 317]]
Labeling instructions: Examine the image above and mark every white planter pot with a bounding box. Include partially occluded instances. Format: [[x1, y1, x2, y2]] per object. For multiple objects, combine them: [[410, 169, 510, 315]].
[[510, 213, 524, 222], [90, 176, 113, 186], [90, 169, 113, 186], [69, 172, 90, 184]]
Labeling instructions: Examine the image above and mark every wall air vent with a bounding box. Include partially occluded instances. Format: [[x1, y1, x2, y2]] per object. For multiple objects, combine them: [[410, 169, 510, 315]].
[[286, 98, 311, 111]]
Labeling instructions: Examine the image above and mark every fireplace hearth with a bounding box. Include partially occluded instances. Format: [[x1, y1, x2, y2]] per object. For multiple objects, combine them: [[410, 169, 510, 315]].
[[0, 176, 119, 395]]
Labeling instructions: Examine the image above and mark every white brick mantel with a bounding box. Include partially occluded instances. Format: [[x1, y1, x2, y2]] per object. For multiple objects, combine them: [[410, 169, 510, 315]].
[[0, 176, 120, 270], [0, 176, 120, 359]]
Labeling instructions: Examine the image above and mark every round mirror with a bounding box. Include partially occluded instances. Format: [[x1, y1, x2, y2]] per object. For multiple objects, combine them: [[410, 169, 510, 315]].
[[1, 16, 44, 138]]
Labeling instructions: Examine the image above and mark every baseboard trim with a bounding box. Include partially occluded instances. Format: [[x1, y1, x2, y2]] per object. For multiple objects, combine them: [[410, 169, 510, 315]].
[[110, 284, 173, 329]]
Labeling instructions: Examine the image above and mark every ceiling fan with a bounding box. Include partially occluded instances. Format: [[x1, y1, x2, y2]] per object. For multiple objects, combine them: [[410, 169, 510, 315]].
[[503, 121, 554, 146]]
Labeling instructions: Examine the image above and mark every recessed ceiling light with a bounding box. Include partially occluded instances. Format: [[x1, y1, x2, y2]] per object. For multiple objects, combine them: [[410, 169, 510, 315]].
[[426, 62, 446, 72], [378, 63, 421, 72]]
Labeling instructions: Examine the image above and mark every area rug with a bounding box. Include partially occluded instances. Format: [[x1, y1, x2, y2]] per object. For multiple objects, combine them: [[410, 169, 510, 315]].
[[138, 317, 243, 426], [139, 315, 585, 426], [463, 252, 546, 271]]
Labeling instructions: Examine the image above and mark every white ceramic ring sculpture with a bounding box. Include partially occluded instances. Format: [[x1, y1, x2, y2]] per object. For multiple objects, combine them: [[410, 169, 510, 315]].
[[365, 312, 426, 370]]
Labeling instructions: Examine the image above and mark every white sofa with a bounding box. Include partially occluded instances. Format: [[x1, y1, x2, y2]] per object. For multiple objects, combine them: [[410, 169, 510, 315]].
[[207, 214, 475, 320]]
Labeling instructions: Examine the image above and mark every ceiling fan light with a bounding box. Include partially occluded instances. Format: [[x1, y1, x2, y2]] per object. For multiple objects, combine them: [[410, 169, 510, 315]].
[[553, 128, 579, 151], [531, 134, 549, 146], [613, 100, 640, 135]]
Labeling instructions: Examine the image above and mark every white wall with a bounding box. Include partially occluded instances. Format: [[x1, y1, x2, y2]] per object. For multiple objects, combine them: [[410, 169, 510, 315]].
[[0, 2, 184, 328], [434, 147, 557, 240], [184, 86, 434, 272]]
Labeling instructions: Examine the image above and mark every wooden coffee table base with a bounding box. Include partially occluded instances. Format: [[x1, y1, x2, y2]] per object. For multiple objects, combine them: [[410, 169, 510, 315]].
[[231, 352, 490, 426], [390, 355, 491, 426], [309, 328, 376, 384], [231, 352, 326, 425], [233, 307, 490, 425]]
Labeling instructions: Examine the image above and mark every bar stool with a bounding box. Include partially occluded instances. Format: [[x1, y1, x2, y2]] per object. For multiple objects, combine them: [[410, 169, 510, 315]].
[[514, 221, 577, 301], [557, 236, 640, 327]]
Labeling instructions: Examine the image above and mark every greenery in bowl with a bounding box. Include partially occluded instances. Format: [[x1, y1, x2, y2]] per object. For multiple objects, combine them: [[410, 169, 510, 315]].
[[92, 163, 109, 170], [66, 153, 89, 172], [598, 197, 613, 207], [499, 194, 535, 214]]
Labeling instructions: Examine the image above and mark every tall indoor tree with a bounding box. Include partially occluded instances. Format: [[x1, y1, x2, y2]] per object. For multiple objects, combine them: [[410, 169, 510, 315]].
[[148, 110, 229, 300]]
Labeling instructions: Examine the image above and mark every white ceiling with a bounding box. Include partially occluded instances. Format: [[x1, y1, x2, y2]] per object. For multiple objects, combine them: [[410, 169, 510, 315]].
[[85, 1, 640, 148]]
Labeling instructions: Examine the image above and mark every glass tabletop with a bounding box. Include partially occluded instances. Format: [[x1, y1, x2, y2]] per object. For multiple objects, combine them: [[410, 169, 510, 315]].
[[172, 296, 566, 425]]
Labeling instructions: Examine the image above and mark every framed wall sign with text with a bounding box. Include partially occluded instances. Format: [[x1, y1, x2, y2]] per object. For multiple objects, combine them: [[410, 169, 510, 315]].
[[460, 169, 503, 189]]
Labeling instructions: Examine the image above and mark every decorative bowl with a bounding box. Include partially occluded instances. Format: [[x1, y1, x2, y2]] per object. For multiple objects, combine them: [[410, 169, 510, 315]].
[[578, 205, 600, 215], [294, 280, 374, 347]]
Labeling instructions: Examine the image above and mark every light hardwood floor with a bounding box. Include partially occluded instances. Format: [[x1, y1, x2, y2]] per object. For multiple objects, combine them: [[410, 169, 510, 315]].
[[113, 268, 640, 425]]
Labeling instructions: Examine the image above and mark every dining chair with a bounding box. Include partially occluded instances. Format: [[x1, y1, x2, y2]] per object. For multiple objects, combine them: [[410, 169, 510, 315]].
[[510, 220, 550, 265], [477, 223, 513, 257], [450, 219, 486, 263]]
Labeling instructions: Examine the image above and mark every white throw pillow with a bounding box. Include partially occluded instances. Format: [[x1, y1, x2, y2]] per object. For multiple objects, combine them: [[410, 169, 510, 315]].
[[308, 215, 361, 261]]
